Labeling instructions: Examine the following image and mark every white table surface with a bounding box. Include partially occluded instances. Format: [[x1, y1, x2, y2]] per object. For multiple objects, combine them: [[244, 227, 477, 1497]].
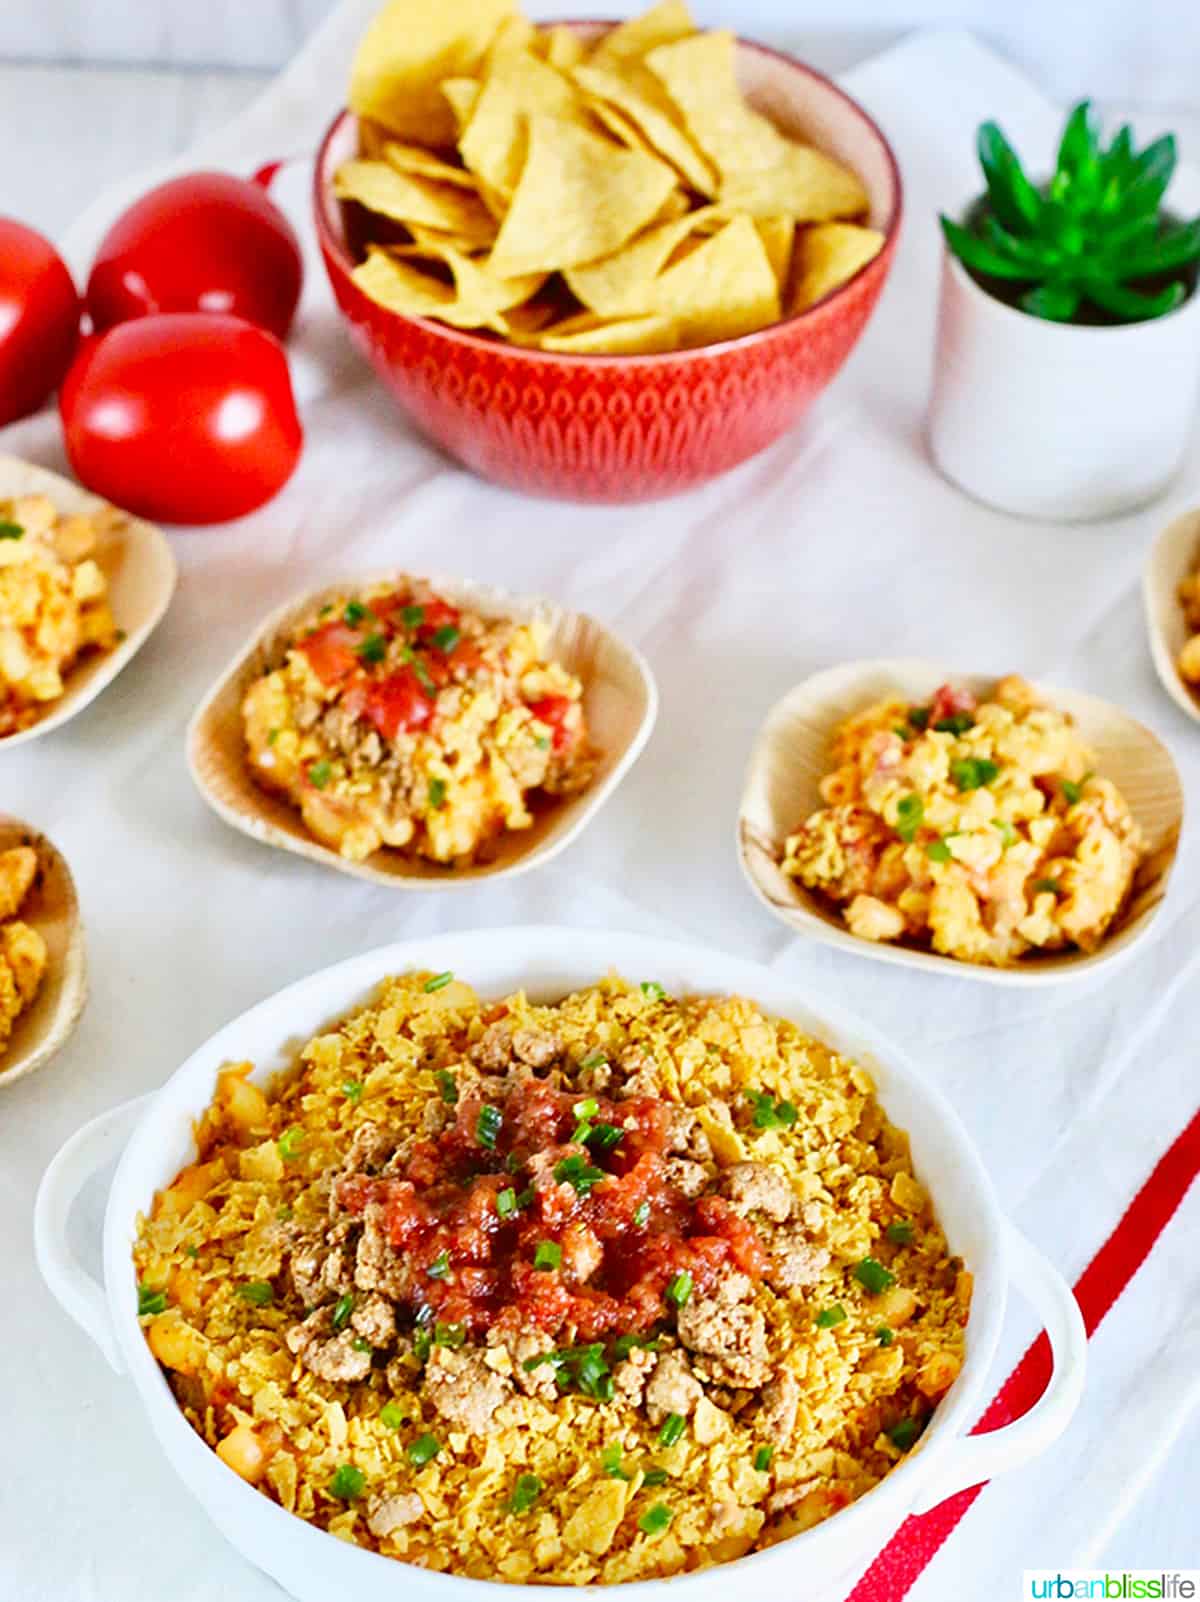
[[0, 30, 1196, 1600]]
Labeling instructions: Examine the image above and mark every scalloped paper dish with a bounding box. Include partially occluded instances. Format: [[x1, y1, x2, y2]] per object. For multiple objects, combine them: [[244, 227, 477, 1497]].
[[187, 573, 658, 887], [738, 658, 1183, 986]]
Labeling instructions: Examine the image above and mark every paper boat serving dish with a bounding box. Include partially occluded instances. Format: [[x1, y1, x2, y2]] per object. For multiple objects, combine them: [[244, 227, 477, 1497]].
[[0, 456, 177, 747], [0, 816, 87, 1088], [738, 658, 1183, 986], [187, 573, 658, 887], [1143, 506, 1200, 726]]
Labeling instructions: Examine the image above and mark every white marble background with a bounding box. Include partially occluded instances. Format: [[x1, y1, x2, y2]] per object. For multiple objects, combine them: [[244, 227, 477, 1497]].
[[2, 0, 1199, 108]]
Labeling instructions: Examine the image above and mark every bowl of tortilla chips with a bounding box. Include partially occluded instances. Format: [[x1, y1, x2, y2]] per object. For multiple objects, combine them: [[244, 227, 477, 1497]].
[[314, 0, 901, 502]]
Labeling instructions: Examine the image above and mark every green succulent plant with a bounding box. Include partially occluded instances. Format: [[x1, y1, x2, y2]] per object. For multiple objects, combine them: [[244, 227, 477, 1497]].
[[940, 100, 1200, 323]]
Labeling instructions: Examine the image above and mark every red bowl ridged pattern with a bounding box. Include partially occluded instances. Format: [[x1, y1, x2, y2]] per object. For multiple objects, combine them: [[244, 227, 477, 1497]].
[[314, 31, 902, 503]]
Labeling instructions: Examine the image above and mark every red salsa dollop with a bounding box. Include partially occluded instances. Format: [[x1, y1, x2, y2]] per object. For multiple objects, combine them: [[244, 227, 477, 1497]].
[[336, 1075, 767, 1342]]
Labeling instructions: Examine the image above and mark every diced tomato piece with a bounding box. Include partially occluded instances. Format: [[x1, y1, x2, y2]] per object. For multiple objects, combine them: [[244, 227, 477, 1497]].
[[299, 622, 360, 686], [364, 666, 434, 740], [417, 597, 460, 636], [528, 694, 576, 753], [448, 639, 483, 676], [929, 683, 977, 725]]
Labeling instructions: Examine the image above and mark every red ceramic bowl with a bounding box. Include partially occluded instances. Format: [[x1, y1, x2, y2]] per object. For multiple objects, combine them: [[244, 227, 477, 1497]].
[[314, 25, 901, 503]]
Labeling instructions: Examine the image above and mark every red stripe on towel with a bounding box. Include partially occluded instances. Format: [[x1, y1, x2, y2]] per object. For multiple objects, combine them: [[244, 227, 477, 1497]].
[[846, 1105, 1200, 1602]]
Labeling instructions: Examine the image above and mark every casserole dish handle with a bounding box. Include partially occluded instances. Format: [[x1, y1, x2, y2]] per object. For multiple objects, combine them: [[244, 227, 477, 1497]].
[[912, 1219, 1086, 1514], [35, 1094, 148, 1376]]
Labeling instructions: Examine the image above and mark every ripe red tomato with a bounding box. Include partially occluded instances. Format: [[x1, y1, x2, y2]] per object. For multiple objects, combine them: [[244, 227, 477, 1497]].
[[59, 314, 302, 525], [0, 218, 80, 426], [528, 695, 575, 752], [299, 622, 361, 686], [86, 172, 303, 340]]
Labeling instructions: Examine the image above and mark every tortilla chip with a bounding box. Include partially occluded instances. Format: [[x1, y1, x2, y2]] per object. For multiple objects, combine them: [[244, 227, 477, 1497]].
[[537, 313, 682, 354], [645, 32, 777, 172], [441, 77, 482, 136], [486, 12, 537, 64], [792, 222, 885, 309], [565, 206, 718, 316], [589, 0, 696, 69], [719, 147, 868, 221], [572, 63, 716, 196], [488, 113, 678, 276], [352, 245, 539, 329], [349, 0, 513, 146], [652, 213, 780, 344], [458, 49, 587, 202], [754, 215, 795, 289], [540, 24, 585, 70], [334, 159, 498, 246], [383, 140, 478, 190]]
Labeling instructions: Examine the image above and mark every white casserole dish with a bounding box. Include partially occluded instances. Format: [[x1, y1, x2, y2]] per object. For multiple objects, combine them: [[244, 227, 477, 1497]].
[[35, 926, 1085, 1602]]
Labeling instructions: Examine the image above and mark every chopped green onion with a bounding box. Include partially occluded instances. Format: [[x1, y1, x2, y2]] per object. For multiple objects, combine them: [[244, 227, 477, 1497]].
[[751, 1091, 798, 1130], [907, 706, 931, 730], [658, 1413, 686, 1448], [876, 1327, 895, 1347], [895, 794, 924, 841], [574, 1345, 613, 1400], [639, 1503, 673, 1535], [573, 1097, 600, 1119], [427, 1250, 451, 1280], [317, 604, 333, 618], [401, 604, 425, 629], [951, 758, 999, 793], [137, 1283, 166, 1317], [496, 1187, 517, 1220], [640, 981, 666, 1001], [602, 1443, 631, 1480], [508, 1473, 542, 1514], [235, 1281, 274, 1306], [352, 1336, 372, 1353], [424, 971, 454, 993], [0, 520, 25, 540], [534, 1240, 562, 1271], [1061, 778, 1083, 804], [1033, 877, 1061, 895], [276, 1205, 292, 1222], [534, 734, 551, 751], [926, 838, 952, 864], [266, 727, 280, 745], [641, 1467, 669, 1487], [307, 760, 332, 790], [477, 1104, 502, 1150], [854, 1257, 897, 1295], [413, 1326, 432, 1362], [432, 624, 460, 654], [343, 600, 368, 624], [184, 1245, 199, 1260], [578, 1052, 607, 1071], [436, 1069, 457, 1104], [407, 1433, 441, 1467], [341, 1079, 363, 1103], [276, 1126, 304, 1161], [815, 1304, 847, 1329], [332, 1293, 354, 1332], [611, 1333, 658, 1360], [885, 1221, 915, 1245], [888, 1416, 922, 1451], [893, 724, 914, 740], [428, 777, 447, 811], [434, 1323, 465, 1349], [934, 712, 974, 735], [329, 1463, 365, 1500], [515, 1186, 535, 1209], [379, 1402, 406, 1429], [665, 1271, 692, 1308], [992, 818, 1016, 848], [633, 1201, 650, 1229], [553, 1154, 604, 1195], [754, 1445, 774, 1472], [587, 1122, 625, 1152]]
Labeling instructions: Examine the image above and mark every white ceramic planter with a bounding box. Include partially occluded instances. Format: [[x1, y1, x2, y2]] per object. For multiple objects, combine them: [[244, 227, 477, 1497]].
[[35, 927, 1086, 1602], [927, 182, 1200, 522]]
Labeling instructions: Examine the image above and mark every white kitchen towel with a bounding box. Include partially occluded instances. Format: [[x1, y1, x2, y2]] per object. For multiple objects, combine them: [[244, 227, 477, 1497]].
[[1, 11, 1196, 1602]]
